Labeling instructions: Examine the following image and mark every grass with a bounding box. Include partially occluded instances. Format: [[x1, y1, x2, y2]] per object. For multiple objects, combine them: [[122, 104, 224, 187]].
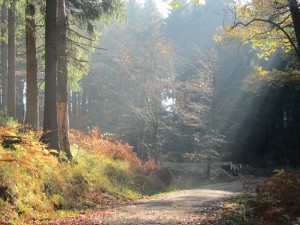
[[220, 195, 260, 225]]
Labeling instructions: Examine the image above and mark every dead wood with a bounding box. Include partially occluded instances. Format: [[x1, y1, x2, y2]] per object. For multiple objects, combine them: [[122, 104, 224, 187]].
[[1, 135, 22, 148]]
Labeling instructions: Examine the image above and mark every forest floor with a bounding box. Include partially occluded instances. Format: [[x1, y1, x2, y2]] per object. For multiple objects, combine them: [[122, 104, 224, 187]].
[[47, 178, 263, 225]]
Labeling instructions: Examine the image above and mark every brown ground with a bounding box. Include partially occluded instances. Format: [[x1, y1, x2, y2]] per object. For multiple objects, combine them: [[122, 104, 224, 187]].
[[48, 180, 258, 225]]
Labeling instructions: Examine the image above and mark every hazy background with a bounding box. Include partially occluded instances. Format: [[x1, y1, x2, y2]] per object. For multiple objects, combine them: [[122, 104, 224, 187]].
[[67, 0, 300, 168]]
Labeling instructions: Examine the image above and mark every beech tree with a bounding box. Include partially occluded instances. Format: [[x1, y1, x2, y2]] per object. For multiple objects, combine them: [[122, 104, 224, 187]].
[[85, 0, 176, 159], [213, 0, 300, 167], [175, 49, 218, 132], [216, 0, 300, 61]]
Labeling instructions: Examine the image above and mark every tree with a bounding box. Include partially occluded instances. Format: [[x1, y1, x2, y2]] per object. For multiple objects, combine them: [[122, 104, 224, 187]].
[[214, 0, 300, 167], [87, 3, 176, 159], [7, 0, 16, 118], [1, 0, 8, 112], [289, 0, 300, 59], [57, 0, 72, 159], [175, 49, 218, 145], [216, 0, 300, 61], [173, 48, 222, 175], [42, 0, 125, 155], [65, 0, 125, 95], [42, 0, 60, 151], [25, 0, 38, 130]]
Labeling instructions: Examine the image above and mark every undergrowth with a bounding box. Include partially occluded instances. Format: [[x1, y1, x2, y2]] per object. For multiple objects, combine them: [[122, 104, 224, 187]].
[[0, 123, 163, 224], [221, 170, 300, 225], [252, 170, 300, 225]]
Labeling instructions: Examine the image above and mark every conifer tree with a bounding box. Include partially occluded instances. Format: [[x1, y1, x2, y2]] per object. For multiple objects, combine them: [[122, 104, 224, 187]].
[[25, 0, 38, 130], [1, 0, 8, 111], [42, 0, 60, 151], [7, 0, 16, 118], [57, 0, 72, 159]]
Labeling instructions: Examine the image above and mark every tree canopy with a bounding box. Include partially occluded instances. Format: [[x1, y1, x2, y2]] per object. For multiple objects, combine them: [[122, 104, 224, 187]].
[[215, 0, 300, 62]]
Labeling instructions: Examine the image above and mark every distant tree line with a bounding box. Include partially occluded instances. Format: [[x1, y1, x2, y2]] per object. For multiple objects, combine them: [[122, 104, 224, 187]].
[[2, 0, 300, 169], [72, 0, 224, 161], [75, 0, 300, 168]]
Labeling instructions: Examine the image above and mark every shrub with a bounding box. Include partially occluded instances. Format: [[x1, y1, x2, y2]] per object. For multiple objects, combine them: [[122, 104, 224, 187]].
[[69, 129, 143, 170], [252, 171, 300, 225], [0, 125, 163, 224], [0, 115, 18, 127]]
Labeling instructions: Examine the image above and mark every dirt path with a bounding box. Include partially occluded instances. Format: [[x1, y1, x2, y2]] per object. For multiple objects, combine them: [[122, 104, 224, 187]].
[[50, 181, 250, 225]]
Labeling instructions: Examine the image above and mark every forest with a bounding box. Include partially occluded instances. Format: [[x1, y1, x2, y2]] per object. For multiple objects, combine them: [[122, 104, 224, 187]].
[[0, 0, 300, 224]]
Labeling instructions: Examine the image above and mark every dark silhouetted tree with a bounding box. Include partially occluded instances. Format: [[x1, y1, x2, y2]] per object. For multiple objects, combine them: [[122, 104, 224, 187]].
[[25, 0, 38, 130], [42, 0, 60, 151], [7, 0, 16, 118], [1, 0, 8, 112]]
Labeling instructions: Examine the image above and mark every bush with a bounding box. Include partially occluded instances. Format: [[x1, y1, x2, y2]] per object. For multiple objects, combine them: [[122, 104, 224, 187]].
[[0, 115, 18, 127], [69, 129, 143, 170], [0, 126, 163, 224], [252, 171, 300, 225]]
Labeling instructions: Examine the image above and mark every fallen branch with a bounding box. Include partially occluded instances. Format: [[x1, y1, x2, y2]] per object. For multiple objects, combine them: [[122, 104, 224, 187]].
[[1, 135, 22, 148]]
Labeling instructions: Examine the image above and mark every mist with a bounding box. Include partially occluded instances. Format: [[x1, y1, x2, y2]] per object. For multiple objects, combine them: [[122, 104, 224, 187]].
[[78, 0, 300, 169]]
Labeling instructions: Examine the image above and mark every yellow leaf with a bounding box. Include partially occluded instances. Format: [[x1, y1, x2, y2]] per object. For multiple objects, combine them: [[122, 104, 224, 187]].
[[170, 1, 183, 8], [213, 34, 223, 42]]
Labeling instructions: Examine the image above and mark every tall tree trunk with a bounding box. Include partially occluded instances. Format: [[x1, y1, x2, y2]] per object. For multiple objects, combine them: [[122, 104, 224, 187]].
[[68, 90, 72, 118], [81, 89, 88, 112], [7, 0, 16, 118], [71, 91, 78, 118], [25, 0, 38, 130], [289, 0, 300, 59], [16, 77, 25, 123], [42, 0, 60, 151], [57, 0, 72, 159], [1, 0, 8, 112]]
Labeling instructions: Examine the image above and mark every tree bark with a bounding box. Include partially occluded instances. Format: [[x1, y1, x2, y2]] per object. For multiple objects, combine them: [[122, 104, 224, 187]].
[[57, 0, 72, 159], [71, 91, 78, 118], [289, 0, 300, 59], [25, 0, 39, 130], [42, 0, 60, 151], [16, 77, 25, 123], [81, 89, 88, 112], [7, 0, 16, 118], [1, 0, 8, 112]]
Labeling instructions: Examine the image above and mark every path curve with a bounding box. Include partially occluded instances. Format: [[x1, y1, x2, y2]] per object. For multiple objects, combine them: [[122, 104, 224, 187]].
[[100, 181, 245, 225], [51, 181, 247, 225]]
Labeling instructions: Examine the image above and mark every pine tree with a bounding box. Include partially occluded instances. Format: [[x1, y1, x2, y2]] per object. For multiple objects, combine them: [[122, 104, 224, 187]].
[[25, 0, 38, 130]]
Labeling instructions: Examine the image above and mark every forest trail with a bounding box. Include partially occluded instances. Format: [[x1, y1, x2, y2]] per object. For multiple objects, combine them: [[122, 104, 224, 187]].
[[49, 180, 257, 225]]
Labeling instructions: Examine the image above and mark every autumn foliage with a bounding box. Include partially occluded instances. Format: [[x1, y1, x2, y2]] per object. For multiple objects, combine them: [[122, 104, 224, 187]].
[[69, 128, 143, 171], [0, 123, 161, 224], [252, 171, 300, 225]]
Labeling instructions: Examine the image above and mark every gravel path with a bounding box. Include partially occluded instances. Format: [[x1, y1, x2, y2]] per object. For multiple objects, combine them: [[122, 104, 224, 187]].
[[97, 181, 245, 225], [47, 181, 246, 225]]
